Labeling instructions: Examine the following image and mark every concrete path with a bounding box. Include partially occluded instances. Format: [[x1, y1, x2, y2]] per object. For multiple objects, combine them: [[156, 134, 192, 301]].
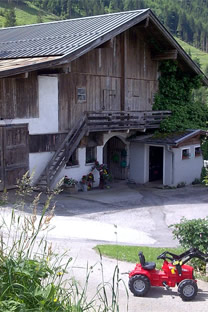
[[2, 182, 208, 311]]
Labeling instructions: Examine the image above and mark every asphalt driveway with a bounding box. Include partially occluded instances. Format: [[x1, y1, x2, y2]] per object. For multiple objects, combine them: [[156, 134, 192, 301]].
[[43, 181, 208, 247]]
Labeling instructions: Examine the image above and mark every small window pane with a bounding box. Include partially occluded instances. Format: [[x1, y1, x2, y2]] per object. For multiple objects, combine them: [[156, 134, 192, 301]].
[[66, 150, 78, 166], [182, 148, 190, 160], [86, 147, 96, 164], [77, 88, 86, 103], [195, 147, 201, 157]]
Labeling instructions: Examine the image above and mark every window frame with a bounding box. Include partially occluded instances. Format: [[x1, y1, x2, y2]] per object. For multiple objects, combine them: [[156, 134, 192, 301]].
[[181, 147, 191, 160], [86, 146, 97, 164], [66, 149, 79, 167], [77, 87, 87, 103], [194, 145, 201, 157]]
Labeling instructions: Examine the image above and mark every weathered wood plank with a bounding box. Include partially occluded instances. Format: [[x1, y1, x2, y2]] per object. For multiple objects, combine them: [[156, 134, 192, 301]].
[[152, 50, 178, 61], [29, 133, 67, 153], [0, 124, 29, 190]]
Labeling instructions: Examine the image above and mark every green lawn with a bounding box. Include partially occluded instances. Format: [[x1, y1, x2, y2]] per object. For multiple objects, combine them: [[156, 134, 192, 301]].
[[176, 37, 208, 73], [0, 0, 58, 27], [95, 245, 184, 269]]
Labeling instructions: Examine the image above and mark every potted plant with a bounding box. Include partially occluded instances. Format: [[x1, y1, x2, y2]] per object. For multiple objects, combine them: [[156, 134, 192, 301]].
[[63, 176, 78, 193], [80, 173, 94, 191], [92, 161, 111, 189], [80, 175, 88, 192]]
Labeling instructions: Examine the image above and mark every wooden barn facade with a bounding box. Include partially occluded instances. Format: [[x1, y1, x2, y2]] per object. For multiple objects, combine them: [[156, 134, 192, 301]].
[[0, 9, 207, 190]]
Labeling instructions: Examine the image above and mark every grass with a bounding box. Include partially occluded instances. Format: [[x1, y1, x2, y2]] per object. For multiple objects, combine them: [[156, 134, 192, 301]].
[[94, 245, 184, 269], [176, 37, 208, 73], [0, 0, 58, 27]]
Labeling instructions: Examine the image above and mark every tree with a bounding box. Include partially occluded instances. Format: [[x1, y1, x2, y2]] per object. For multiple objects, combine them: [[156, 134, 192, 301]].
[[4, 8, 16, 27], [37, 11, 43, 23]]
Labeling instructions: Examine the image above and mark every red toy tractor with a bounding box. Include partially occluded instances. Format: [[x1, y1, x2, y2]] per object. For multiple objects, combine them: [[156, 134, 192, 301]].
[[129, 247, 208, 301]]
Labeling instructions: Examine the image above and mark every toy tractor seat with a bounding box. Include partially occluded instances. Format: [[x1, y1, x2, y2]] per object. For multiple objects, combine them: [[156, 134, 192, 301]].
[[139, 251, 156, 270]]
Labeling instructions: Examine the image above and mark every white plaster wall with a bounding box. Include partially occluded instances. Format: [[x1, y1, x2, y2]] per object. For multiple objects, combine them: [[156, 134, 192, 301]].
[[53, 146, 103, 188], [53, 132, 129, 188], [0, 76, 59, 134], [163, 148, 173, 186], [30, 152, 55, 183], [173, 145, 203, 186], [144, 145, 149, 183], [129, 142, 146, 183]]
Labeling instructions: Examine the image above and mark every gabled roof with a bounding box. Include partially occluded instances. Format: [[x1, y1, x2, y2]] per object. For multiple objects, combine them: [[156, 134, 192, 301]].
[[130, 129, 205, 146], [0, 9, 147, 59], [0, 9, 207, 85]]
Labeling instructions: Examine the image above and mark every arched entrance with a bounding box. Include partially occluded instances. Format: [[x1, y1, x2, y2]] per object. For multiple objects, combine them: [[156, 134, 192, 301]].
[[103, 136, 127, 180]]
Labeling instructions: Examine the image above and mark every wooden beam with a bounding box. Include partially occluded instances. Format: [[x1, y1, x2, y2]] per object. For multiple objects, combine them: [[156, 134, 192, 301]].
[[120, 33, 125, 111], [11, 72, 29, 79], [38, 64, 71, 75], [96, 39, 114, 49], [145, 17, 149, 28], [151, 49, 178, 61]]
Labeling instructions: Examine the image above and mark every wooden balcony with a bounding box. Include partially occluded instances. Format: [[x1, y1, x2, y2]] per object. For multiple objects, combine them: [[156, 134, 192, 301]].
[[87, 110, 171, 132]]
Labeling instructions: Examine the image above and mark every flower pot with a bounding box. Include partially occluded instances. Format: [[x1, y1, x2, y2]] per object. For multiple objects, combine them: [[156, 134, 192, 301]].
[[81, 184, 88, 192], [63, 184, 78, 194]]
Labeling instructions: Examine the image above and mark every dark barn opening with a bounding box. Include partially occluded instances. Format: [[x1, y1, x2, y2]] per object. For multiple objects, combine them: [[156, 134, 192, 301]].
[[149, 146, 163, 182]]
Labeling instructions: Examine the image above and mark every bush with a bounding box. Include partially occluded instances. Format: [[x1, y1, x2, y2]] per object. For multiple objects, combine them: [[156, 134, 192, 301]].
[[170, 217, 208, 271], [201, 166, 207, 184]]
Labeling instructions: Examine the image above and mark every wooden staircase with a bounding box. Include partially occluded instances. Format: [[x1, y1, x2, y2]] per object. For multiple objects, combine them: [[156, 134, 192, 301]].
[[35, 110, 171, 190], [36, 114, 87, 190]]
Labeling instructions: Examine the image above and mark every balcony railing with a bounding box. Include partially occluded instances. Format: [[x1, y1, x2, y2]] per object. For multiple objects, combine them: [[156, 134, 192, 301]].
[[87, 110, 171, 131]]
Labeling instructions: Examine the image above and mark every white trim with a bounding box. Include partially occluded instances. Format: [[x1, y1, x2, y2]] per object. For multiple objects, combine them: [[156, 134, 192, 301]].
[[181, 146, 191, 160], [163, 146, 165, 185], [147, 144, 164, 184], [194, 145, 201, 158]]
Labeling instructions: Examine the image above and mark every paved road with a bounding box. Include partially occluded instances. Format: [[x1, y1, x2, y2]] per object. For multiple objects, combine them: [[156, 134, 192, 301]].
[[2, 182, 208, 311]]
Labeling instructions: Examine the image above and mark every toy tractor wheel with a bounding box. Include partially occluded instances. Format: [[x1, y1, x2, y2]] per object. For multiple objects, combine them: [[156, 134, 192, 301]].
[[129, 274, 150, 297], [178, 279, 198, 301]]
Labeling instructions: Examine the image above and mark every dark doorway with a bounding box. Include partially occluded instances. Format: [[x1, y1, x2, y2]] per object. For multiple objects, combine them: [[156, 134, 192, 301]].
[[103, 136, 127, 180], [149, 146, 163, 182]]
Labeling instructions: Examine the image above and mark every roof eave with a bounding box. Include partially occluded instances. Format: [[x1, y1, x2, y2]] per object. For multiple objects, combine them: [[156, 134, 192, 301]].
[[0, 10, 150, 78], [148, 10, 208, 86]]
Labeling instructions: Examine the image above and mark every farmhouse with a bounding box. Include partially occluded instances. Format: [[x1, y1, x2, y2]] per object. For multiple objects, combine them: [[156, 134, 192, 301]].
[[0, 9, 207, 190]]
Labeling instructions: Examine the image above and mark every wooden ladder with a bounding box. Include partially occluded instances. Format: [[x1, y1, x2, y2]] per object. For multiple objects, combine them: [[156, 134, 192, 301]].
[[36, 114, 87, 190]]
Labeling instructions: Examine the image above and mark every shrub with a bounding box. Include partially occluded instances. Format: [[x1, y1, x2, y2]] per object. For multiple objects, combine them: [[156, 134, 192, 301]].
[[170, 217, 208, 271], [201, 166, 207, 184]]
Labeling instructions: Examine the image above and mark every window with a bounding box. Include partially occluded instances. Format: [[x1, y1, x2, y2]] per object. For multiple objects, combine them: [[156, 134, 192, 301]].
[[66, 149, 78, 167], [195, 146, 201, 157], [182, 148, 190, 160], [77, 87, 86, 103], [86, 147, 96, 164]]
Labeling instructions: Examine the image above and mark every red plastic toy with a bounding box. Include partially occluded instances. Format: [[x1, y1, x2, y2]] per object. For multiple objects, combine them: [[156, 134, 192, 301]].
[[128, 248, 208, 301]]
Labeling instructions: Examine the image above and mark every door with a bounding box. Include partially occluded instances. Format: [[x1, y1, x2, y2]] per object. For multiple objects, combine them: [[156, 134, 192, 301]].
[[149, 146, 163, 182], [0, 124, 29, 190], [103, 136, 127, 180], [101, 77, 120, 111]]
